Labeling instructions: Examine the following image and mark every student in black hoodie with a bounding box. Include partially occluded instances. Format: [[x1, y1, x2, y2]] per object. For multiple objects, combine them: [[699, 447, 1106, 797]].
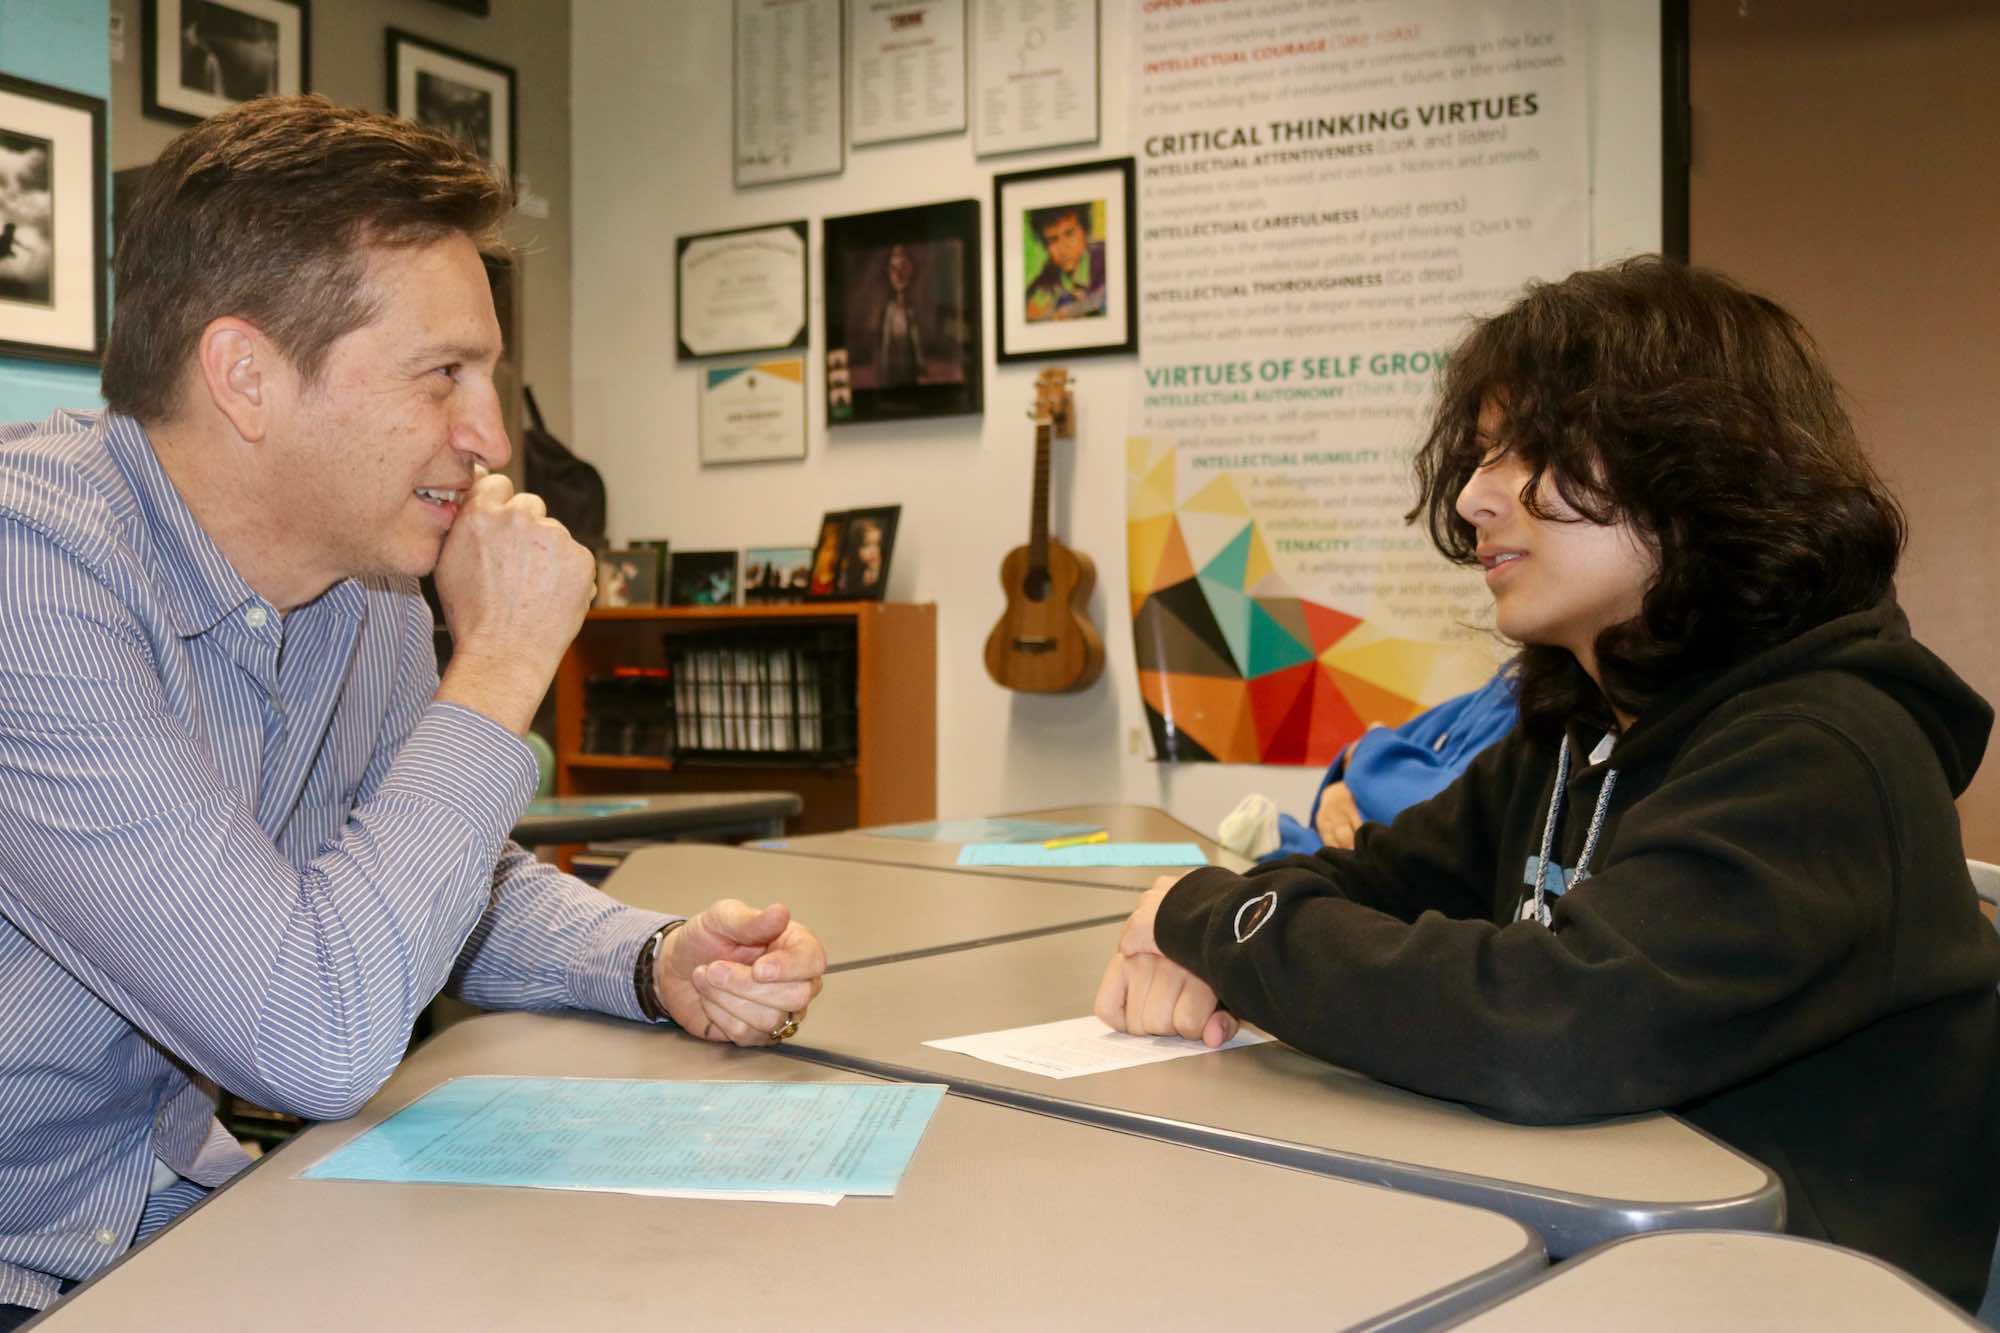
[[1094, 257, 2000, 1309]]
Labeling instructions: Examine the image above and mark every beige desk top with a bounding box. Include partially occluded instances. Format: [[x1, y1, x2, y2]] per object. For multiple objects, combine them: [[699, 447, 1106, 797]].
[[603, 841, 1131, 970], [35, 1012, 1545, 1331], [781, 922, 1783, 1259], [751, 803, 1253, 891], [1445, 1231, 1979, 1331]]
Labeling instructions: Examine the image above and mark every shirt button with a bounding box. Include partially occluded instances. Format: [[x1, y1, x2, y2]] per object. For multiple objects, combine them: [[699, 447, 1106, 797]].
[[244, 606, 269, 629], [94, 1227, 116, 1245]]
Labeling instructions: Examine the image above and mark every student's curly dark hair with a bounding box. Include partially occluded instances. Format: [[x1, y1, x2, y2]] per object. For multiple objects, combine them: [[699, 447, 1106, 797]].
[[1408, 256, 1906, 734]]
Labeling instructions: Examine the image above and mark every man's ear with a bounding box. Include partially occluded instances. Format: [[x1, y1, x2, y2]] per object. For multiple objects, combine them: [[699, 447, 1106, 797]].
[[194, 318, 281, 443]]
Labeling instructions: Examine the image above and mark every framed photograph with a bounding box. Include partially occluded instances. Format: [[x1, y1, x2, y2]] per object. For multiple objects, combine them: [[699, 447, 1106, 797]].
[[388, 28, 516, 179], [807, 512, 847, 598], [669, 550, 741, 607], [822, 200, 982, 425], [994, 157, 1135, 363], [595, 546, 661, 608], [700, 357, 808, 466], [676, 221, 808, 359], [829, 505, 900, 601], [143, 0, 309, 126], [743, 546, 814, 604], [0, 74, 107, 366]]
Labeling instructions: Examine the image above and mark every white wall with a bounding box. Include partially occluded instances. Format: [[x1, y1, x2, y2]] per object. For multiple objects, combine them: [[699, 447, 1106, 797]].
[[570, 1, 1662, 833]]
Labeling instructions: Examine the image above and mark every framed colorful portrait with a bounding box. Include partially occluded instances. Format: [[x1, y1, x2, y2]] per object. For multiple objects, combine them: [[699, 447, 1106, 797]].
[[821, 200, 982, 425], [143, 0, 310, 127], [0, 73, 107, 366], [388, 28, 517, 179], [993, 156, 1135, 363]]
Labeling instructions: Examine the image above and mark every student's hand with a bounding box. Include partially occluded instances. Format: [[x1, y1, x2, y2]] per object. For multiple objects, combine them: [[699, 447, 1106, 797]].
[[1114, 875, 1183, 956], [1093, 951, 1239, 1048], [656, 900, 827, 1046], [433, 472, 596, 734], [1314, 780, 1364, 849]]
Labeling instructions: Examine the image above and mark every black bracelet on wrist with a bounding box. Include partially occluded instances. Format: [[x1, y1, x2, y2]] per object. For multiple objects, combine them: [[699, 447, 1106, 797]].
[[633, 919, 685, 1024]]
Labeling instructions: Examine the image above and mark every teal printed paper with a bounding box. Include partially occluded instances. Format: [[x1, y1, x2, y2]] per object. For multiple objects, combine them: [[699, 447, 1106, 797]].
[[301, 1077, 946, 1198], [957, 842, 1209, 868]]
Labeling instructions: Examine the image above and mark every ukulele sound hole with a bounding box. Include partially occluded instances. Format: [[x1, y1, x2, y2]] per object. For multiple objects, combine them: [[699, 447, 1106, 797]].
[[1022, 569, 1051, 602]]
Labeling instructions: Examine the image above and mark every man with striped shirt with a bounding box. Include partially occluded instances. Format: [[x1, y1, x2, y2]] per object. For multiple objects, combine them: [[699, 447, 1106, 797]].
[[0, 97, 826, 1323]]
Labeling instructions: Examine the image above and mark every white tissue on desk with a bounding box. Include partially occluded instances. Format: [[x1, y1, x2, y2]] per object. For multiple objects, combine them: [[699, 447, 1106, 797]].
[[1216, 793, 1279, 859]]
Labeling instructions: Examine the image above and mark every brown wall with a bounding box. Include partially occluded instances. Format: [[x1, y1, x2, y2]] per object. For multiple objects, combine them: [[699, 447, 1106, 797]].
[[1689, 0, 2000, 859]]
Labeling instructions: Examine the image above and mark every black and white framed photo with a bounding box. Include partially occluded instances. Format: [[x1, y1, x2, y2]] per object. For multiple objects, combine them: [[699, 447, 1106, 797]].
[[0, 73, 107, 366], [994, 157, 1135, 363], [822, 200, 982, 425], [143, 0, 309, 127], [388, 28, 516, 179]]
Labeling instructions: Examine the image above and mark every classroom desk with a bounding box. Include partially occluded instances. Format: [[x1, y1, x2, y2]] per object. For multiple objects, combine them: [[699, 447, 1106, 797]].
[[780, 922, 1784, 1259], [1444, 1231, 1979, 1331], [31, 1012, 1547, 1331], [602, 842, 1132, 970], [753, 802, 1252, 890], [511, 790, 801, 845]]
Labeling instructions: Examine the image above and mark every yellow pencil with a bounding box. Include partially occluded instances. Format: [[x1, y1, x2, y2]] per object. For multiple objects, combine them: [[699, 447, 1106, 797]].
[[1043, 830, 1109, 849]]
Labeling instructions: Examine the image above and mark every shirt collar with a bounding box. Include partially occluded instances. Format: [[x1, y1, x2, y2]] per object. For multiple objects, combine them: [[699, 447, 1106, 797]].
[[100, 413, 365, 637]]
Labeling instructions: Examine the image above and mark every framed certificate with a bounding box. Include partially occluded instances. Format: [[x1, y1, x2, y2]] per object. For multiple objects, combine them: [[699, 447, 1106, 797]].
[[734, 0, 844, 187], [676, 221, 809, 360], [849, 0, 966, 147], [973, 0, 1099, 156], [700, 357, 809, 465]]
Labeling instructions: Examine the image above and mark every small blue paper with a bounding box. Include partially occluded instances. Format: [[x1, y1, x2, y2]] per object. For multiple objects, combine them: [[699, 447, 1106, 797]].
[[956, 842, 1210, 868], [866, 817, 1101, 844], [520, 798, 647, 818], [301, 1077, 946, 1198]]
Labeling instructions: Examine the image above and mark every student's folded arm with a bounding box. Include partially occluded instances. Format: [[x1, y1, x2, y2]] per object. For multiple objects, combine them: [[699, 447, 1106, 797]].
[[0, 552, 531, 1121], [1156, 715, 1911, 1124], [1244, 731, 1523, 922]]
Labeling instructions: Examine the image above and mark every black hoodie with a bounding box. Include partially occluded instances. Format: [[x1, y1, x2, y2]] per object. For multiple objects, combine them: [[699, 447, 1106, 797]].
[[1157, 599, 2000, 1308]]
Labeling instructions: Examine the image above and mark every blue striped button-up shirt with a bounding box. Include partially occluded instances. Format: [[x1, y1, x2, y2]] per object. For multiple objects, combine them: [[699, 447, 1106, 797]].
[[0, 412, 669, 1308]]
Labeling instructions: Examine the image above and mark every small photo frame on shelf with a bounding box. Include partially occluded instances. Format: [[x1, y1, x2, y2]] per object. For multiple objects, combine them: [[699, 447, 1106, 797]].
[[388, 28, 516, 178], [993, 157, 1136, 363], [669, 550, 741, 607], [807, 512, 847, 598], [743, 546, 814, 604], [826, 505, 899, 601], [0, 74, 107, 366], [143, 0, 309, 127], [595, 546, 661, 608], [822, 200, 982, 425]]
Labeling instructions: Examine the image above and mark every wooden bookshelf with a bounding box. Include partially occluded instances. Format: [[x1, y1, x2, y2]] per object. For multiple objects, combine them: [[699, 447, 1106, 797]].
[[553, 602, 936, 834]]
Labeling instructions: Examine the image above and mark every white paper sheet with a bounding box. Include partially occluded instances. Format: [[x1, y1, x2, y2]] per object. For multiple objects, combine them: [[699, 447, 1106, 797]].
[[924, 1016, 1269, 1080]]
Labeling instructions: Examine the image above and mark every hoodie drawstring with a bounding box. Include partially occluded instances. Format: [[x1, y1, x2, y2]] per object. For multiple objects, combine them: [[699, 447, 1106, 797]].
[[1529, 733, 1620, 928]]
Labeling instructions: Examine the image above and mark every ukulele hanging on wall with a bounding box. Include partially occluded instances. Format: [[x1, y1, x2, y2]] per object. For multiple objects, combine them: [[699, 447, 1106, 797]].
[[984, 368, 1105, 693]]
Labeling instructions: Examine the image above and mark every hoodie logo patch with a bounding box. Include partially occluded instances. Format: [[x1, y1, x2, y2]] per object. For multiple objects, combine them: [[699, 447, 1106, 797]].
[[1233, 890, 1278, 943]]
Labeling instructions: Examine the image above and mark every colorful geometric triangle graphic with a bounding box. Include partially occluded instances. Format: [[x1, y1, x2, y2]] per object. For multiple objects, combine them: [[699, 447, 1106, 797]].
[[1127, 441, 1484, 765]]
